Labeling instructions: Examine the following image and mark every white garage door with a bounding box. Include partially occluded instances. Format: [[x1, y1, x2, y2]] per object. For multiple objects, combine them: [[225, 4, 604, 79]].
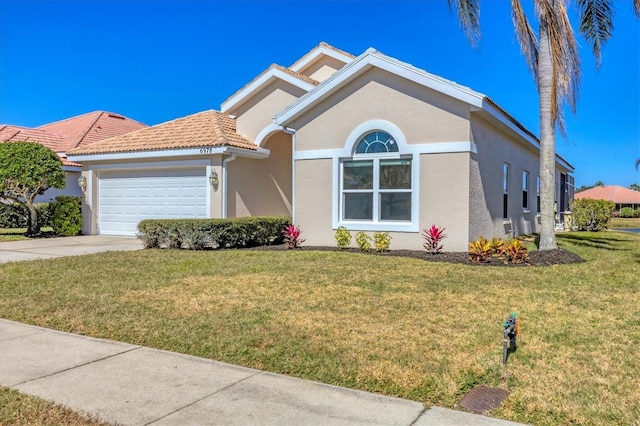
[[98, 168, 208, 236]]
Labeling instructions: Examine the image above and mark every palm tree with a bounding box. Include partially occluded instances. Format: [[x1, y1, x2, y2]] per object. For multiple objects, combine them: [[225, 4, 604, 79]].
[[448, 0, 640, 250]]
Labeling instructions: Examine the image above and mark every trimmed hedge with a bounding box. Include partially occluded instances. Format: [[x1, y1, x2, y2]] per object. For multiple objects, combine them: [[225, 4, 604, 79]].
[[570, 198, 615, 231], [50, 196, 82, 236], [0, 202, 51, 229], [137, 216, 291, 250]]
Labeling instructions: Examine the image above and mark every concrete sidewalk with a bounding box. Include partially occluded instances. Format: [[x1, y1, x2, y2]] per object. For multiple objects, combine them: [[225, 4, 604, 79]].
[[0, 235, 143, 263], [0, 319, 524, 426]]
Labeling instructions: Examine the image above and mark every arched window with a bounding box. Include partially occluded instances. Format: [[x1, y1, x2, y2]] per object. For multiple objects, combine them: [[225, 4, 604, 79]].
[[355, 131, 398, 154], [341, 129, 412, 224]]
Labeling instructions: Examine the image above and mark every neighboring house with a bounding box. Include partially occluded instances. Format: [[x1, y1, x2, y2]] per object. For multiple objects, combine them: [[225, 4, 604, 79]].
[[67, 42, 574, 251], [0, 111, 146, 201], [575, 185, 640, 211]]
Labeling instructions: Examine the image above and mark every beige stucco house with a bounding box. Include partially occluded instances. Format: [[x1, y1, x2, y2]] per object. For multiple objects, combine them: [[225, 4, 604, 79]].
[[67, 43, 574, 251]]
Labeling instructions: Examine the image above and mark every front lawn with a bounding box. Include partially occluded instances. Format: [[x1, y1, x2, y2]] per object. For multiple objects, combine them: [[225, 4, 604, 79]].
[[0, 232, 638, 425], [0, 228, 54, 242], [610, 217, 640, 228], [0, 387, 109, 425]]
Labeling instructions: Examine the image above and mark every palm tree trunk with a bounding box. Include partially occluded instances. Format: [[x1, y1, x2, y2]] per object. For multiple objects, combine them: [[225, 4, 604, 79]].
[[538, 15, 559, 250]]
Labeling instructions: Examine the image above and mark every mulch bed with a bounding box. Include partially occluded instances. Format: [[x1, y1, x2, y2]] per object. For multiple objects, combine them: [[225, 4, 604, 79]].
[[248, 245, 585, 267]]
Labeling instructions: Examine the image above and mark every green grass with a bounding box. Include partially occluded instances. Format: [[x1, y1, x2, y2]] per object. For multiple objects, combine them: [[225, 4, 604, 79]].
[[0, 387, 109, 425], [610, 217, 640, 228], [0, 232, 639, 425], [0, 228, 54, 242]]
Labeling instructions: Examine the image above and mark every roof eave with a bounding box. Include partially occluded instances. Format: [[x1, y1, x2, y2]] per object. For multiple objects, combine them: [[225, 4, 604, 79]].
[[275, 49, 486, 127], [68, 146, 269, 163], [220, 67, 315, 114], [288, 42, 354, 73]]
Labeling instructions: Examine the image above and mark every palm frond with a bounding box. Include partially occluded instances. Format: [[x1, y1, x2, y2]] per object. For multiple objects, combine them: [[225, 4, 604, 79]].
[[447, 0, 481, 47], [634, 0, 640, 19], [576, 0, 615, 67], [636, 158, 640, 170], [511, 0, 539, 81]]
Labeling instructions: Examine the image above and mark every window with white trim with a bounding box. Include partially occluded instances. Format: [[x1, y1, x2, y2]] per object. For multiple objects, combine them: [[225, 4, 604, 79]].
[[536, 176, 541, 213], [341, 131, 412, 223], [503, 163, 510, 219], [522, 171, 529, 211]]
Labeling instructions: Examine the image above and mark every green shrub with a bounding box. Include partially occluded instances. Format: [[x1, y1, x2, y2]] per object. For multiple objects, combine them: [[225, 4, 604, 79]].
[[137, 216, 290, 250], [36, 203, 52, 229], [49, 196, 82, 236], [355, 231, 372, 253], [570, 199, 615, 231], [373, 231, 391, 252], [636, 208, 640, 218], [334, 226, 352, 249], [0, 202, 27, 228], [619, 207, 634, 218], [0, 202, 51, 230]]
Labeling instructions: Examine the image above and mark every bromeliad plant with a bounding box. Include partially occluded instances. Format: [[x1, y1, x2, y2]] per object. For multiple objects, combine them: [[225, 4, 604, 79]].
[[283, 224, 305, 249], [422, 225, 447, 254]]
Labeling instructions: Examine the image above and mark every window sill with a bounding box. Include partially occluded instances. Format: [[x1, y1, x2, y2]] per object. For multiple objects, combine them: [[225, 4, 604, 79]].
[[336, 221, 418, 233]]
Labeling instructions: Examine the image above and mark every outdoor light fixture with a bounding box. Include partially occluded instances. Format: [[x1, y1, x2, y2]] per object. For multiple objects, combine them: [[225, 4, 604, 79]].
[[78, 175, 87, 193], [209, 169, 219, 190]]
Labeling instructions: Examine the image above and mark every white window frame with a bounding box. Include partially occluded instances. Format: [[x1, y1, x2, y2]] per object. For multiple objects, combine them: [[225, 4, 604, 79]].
[[522, 170, 530, 212], [503, 163, 510, 220], [536, 176, 541, 214], [333, 120, 420, 232], [340, 155, 413, 224]]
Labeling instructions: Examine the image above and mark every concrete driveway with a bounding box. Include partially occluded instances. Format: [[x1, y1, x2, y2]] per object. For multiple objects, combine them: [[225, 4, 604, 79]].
[[0, 235, 144, 263]]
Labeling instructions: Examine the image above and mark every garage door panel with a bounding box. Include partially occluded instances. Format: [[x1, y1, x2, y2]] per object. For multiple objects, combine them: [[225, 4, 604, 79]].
[[98, 168, 207, 236]]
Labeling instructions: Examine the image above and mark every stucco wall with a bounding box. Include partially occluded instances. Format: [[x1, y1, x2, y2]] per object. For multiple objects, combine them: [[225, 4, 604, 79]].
[[37, 170, 82, 202], [293, 68, 470, 151], [294, 159, 334, 246], [470, 115, 540, 239], [420, 152, 470, 251], [290, 68, 474, 251], [227, 132, 292, 218], [234, 80, 307, 142], [299, 56, 347, 82]]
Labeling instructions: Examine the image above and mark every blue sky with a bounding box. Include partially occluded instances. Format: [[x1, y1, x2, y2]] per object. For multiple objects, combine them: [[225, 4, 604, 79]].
[[1, 0, 638, 187]]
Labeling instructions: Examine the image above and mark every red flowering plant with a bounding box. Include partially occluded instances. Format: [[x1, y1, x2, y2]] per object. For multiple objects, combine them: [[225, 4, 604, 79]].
[[422, 225, 447, 254], [283, 224, 305, 249]]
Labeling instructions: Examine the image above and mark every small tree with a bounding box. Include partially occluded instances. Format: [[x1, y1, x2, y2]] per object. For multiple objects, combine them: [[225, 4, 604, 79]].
[[0, 141, 66, 235]]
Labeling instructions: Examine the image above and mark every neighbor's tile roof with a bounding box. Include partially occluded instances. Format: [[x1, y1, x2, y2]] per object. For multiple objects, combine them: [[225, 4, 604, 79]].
[[67, 110, 257, 155], [0, 126, 81, 167], [575, 185, 640, 204], [0, 125, 63, 151], [37, 111, 147, 152]]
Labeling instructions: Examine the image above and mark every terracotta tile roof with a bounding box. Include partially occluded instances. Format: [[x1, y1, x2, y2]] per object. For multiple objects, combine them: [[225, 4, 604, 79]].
[[37, 111, 147, 152], [0, 125, 63, 151], [575, 185, 640, 204], [67, 110, 257, 155]]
